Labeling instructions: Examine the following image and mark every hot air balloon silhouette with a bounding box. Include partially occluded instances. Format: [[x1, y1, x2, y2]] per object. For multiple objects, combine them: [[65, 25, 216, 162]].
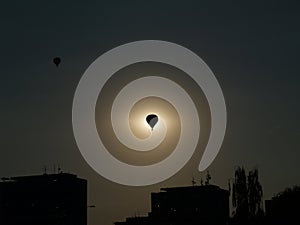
[[53, 57, 61, 67], [146, 114, 158, 130]]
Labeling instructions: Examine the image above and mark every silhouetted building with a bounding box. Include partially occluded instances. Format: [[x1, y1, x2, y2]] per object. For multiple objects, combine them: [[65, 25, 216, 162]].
[[115, 185, 229, 225], [0, 173, 87, 225]]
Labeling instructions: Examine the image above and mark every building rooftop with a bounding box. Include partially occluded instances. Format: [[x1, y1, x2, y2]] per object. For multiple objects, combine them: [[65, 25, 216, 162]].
[[160, 184, 226, 192], [1, 172, 84, 183]]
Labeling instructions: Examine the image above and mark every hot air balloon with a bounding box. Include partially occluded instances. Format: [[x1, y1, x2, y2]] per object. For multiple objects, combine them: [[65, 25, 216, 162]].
[[53, 57, 61, 67], [146, 114, 158, 130]]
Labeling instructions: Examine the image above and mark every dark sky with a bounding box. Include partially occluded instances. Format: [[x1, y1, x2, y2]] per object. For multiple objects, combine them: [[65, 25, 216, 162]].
[[1, 1, 300, 225]]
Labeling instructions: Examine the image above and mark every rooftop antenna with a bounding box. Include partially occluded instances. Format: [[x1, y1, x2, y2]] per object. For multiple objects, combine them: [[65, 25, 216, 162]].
[[53, 164, 56, 174], [205, 170, 211, 185], [200, 177, 204, 186], [58, 164, 62, 173], [43, 165, 47, 175], [192, 177, 196, 186]]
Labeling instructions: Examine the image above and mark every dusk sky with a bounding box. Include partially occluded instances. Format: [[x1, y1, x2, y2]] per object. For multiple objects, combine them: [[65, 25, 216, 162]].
[[1, 1, 300, 225]]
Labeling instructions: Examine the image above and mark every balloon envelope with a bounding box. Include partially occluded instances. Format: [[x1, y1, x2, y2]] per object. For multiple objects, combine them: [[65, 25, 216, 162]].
[[53, 57, 61, 67], [146, 114, 158, 130]]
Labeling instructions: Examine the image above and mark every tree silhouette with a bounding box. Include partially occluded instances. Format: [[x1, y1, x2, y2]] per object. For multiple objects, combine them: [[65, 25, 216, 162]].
[[232, 167, 248, 221], [266, 185, 300, 225], [247, 169, 263, 220], [231, 167, 263, 223], [273, 185, 300, 200]]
